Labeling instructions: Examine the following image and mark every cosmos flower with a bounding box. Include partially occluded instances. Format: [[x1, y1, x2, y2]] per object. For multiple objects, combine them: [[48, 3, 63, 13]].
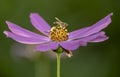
[[4, 13, 113, 57]]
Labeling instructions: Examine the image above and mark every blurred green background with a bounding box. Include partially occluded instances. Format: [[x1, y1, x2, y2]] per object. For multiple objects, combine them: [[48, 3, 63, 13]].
[[0, 0, 119, 77]]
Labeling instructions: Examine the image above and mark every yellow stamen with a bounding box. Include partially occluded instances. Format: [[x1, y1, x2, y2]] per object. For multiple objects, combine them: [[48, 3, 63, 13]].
[[49, 18, 69, 42]]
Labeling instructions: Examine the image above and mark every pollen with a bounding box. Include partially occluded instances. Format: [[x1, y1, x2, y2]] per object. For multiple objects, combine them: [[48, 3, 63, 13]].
[[49, 18, 69, 42]]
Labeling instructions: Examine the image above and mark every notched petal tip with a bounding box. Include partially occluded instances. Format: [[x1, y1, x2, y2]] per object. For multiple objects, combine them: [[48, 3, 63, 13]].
[[5, 20, 10, 24], [5, 21, 18, 29], [5, 21, 15, 28], [3, 31, 9, 37], [30, 13, 39, 17], [6, 21, 17, 26], [109, 12, 113, 16]]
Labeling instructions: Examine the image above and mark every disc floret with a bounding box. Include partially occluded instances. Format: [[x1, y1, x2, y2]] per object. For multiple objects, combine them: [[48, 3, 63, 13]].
[[50, 18, 69, 42]]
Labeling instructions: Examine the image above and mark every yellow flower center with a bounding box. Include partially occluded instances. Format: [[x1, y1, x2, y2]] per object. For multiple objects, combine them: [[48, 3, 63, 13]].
[[49, 18, 69, 42]]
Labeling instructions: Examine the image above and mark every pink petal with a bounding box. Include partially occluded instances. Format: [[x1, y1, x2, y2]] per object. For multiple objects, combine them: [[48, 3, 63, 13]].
[[60, 40, 86, 51], [80, 31, 108, 42], [35, 42, 59, 52], [69, 13, 113, 40], [6, 21, 49, 40], [30, 13, 51, 35], [4, 31, 49, 44], [89, 34, 109, 42], [61, 31, 108, 51]]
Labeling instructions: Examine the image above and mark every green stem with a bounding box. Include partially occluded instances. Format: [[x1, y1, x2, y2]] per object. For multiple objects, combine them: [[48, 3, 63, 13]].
[[57, 53, 61, 77]]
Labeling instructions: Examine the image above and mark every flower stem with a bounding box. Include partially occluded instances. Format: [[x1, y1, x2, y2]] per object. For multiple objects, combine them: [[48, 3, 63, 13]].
[[57, 52, 61, 77]]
